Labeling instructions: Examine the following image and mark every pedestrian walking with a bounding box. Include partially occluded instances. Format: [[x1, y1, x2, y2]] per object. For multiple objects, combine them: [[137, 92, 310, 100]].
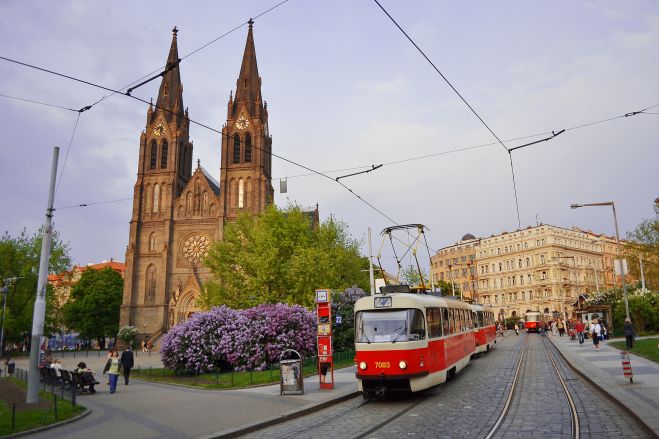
[[551, 320, 557, 336], [591, 320, 602, 351], [514, 323, 519, 335], [103, 349, 123, 393], [497, 322, 505, 337], [557, 320, 565, 337], [575, 320, 585, 345], [623, 318, 636, 350], [142, 339, 147, 353], [120, 345, 135, 385]]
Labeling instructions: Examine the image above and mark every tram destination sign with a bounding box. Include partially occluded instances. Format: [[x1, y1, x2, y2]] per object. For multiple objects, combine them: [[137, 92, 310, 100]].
[[374, 296, 392, 308]]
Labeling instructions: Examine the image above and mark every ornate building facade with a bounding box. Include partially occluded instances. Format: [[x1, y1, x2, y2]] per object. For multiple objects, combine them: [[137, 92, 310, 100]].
[[431, 224, 625, 321], [120, 23, 273, 341]]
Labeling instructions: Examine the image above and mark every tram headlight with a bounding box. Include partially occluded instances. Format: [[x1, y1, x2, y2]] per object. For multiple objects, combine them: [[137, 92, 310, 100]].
[[359, 361, 367, 370], [399, 361, 407, 370]]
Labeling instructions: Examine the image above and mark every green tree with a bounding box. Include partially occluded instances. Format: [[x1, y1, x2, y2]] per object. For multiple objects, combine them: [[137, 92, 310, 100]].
[[201, 205, 370, 309], [0, 229, 71, 350], [399, 265, 429, 287], [624, 215, 658, 290], [434, 279, 461, 297], [331, 286, 367, 351], [62, 267, 123, 348]]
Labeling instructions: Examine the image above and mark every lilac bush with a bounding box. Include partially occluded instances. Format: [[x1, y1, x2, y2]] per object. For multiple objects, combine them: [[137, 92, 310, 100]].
[[160, 303, 316, 372]]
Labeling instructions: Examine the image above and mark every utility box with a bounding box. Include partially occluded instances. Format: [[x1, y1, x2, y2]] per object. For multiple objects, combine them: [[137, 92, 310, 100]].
[[280, 349, 304, 395]]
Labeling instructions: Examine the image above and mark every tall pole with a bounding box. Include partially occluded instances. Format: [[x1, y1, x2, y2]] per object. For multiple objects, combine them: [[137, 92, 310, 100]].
[[368, 228, 375, 295], [26, 147, 59, 404], [611, 203, 630, 321], [0, 283, 9, 357]]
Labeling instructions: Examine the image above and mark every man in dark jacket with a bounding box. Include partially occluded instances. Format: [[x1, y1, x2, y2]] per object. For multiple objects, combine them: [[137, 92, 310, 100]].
[[120, 346, 135, 385]]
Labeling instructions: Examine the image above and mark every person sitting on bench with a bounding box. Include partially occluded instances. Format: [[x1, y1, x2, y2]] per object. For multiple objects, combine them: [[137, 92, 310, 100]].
[[75, 362, 99, 394]]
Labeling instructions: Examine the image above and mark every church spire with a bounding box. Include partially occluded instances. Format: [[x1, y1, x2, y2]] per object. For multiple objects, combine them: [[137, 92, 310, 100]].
[[233, 19, 262, 117], [155, 26, 184, 120]]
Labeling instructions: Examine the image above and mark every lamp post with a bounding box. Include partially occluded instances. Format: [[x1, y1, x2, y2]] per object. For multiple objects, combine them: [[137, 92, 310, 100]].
[[1, 282, 9, 357], [571, 202, 630, 320]]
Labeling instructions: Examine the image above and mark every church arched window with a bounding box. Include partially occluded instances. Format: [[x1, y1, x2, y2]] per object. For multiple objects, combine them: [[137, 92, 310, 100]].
[[203, 191, 208, 210], [238, 178, 245, 208], [245, 133, 252, 163], [150, 140, 158, 170], [145, 264, 156, 303], [153, 184, 160, 213], [161, 139, 168, 168], [149, 232, 156, 252], [233, 134, 241, 164], [186, 191, 192, 211]]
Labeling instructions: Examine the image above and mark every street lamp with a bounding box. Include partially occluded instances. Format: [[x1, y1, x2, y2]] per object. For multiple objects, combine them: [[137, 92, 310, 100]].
[[1, 277, 22, 357], [570, 202, 630, 320]]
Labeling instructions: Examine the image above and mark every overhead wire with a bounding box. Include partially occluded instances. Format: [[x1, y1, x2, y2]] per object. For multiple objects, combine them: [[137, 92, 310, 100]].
[[0, 54, 405, 227], [55, 112, 82, 196]]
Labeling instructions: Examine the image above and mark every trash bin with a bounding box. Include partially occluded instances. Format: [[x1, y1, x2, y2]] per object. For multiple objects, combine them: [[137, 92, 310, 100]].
[[280, 349, 304, 395], [7, 361, 15, 375]]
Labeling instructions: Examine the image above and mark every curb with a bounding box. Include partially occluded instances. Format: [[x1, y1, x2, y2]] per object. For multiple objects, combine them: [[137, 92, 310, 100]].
[[546, 337, 658, 438], [1, 407, 91, 439], [197, 391, 360, 439]]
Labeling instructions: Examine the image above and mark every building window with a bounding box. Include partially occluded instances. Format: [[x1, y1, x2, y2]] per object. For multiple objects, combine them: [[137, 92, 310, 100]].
[[518, 259, 522, 268], [233, 134, 241, 164], [541, 271, 547, 280], [150, 140, 158, 170], [238, 178, 244, 208], [245, 133, 252, 163], [540, 255, 546, 264], [161, 140, 168, 168], [498, 262, 503, 272], [526, 257, 530, 267], [153, 184, 160, 213], [145, 264, 156, 303], [528, 274, 532, 284]]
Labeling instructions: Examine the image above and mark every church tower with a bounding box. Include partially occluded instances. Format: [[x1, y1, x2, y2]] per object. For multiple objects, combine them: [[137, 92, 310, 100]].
[[220, 20, 274, 221], [120, 24, 273, 343], [120, 27, 194, 339]]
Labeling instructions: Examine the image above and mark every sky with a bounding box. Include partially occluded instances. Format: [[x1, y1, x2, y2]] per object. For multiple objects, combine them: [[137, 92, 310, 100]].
[[1, 0, 658, 271]]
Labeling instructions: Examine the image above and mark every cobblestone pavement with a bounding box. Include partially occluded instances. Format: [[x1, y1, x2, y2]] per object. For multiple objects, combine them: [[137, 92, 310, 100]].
[[242, 333, 650, 439]]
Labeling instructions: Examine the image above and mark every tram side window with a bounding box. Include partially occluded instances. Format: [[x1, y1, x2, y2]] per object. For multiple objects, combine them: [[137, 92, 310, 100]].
[[455, 309, 462, 333], [441, 307, 450, 335], [448, 309, 455, 334], [477, 311, 484, 327], [426, 308, 442, 338], [466, 310, 473, 329]]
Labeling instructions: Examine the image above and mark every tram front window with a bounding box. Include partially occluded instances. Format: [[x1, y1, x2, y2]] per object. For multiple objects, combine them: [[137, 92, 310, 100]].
[[355, 309, 426, 343]]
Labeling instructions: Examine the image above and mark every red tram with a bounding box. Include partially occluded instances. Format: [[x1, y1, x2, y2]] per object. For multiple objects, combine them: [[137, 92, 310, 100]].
[[524, 312, 551, 332], [354, 285, 489, 397], [470, 304, 496, 354]]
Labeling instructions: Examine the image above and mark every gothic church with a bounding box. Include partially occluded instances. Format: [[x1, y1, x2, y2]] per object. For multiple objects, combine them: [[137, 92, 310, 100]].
[[120, 23, 273, 341]]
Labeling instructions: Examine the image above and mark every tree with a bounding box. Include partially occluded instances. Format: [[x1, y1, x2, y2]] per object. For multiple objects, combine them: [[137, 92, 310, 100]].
[[624, 215, 658, 290], [399, 265, 429, 287], [0, 229, 71, 350], [332, 286, 367, 351], [201, 205, 370, 309], [434, 279, 461, 297], [62, 267, 123, 348]]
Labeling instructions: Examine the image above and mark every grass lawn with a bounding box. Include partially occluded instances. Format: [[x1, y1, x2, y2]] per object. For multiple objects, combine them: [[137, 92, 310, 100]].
[[608, 337, 659, 363], [134, 352, 356, 389], [0, 378, 86, 436]]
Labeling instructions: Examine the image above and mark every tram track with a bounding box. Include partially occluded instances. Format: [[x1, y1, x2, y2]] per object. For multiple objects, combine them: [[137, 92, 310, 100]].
[[484, 333, 580, 439]]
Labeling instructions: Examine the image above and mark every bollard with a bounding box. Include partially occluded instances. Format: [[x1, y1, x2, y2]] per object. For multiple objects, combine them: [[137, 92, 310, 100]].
[[621, 351, 634, 383]]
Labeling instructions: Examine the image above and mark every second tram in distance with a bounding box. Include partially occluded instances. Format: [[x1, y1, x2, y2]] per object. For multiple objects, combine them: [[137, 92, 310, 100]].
[[524, 311, 551, 332], [354, 286, 495, 397]]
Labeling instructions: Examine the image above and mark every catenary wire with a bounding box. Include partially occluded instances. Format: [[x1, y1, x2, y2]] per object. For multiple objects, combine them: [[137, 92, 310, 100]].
[[1, 55, 405, 227], [0, 93, 80, 112], [55, 112, 82, 196]]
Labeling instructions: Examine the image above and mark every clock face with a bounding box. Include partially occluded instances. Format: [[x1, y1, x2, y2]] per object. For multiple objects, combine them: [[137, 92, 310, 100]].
[[182, 234, 211, 265], [236, 116, 249, 130], [153, 123, 165, 136]]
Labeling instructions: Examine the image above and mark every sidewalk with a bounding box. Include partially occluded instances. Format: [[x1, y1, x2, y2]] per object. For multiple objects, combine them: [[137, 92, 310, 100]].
[[7, 363, 358, 439], [547, 334, 659, 435]]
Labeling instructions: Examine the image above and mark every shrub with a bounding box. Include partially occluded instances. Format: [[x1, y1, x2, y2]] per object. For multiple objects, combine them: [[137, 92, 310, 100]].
[[160, 303, 315, 372]]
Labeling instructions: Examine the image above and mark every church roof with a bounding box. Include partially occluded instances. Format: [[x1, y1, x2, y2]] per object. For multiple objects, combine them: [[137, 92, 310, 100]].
[[155, 27, 184, 122], [461, 233, 476, 241], [233, 20, 262, 117], [200, 166, 221, 195]]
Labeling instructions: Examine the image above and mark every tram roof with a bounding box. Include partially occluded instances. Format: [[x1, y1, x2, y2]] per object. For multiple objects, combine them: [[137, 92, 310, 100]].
[[354, 292, 473, 312]]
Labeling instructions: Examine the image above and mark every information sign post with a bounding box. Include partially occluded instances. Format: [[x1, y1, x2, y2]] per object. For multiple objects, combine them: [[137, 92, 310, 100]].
[[316, 289, 334, 389]]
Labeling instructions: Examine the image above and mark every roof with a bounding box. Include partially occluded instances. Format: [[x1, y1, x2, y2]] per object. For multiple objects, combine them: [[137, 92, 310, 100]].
[[461, 233, 476, 241], [201, 166, 221, 195]]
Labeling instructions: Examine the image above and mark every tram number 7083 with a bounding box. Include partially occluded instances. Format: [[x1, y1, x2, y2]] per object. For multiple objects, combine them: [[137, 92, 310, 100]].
[[375, 362, 391, 369]]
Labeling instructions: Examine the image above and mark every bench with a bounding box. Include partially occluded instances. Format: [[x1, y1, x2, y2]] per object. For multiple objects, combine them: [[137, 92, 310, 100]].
[[71, 371, 99, 393]]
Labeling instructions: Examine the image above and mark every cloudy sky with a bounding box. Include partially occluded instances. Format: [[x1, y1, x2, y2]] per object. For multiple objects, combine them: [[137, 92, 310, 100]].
[[1, 1, 657, 270]]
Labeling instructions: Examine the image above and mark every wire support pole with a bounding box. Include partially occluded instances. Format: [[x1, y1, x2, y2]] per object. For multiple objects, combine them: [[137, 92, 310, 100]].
[[27, 147, 60, 404]]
